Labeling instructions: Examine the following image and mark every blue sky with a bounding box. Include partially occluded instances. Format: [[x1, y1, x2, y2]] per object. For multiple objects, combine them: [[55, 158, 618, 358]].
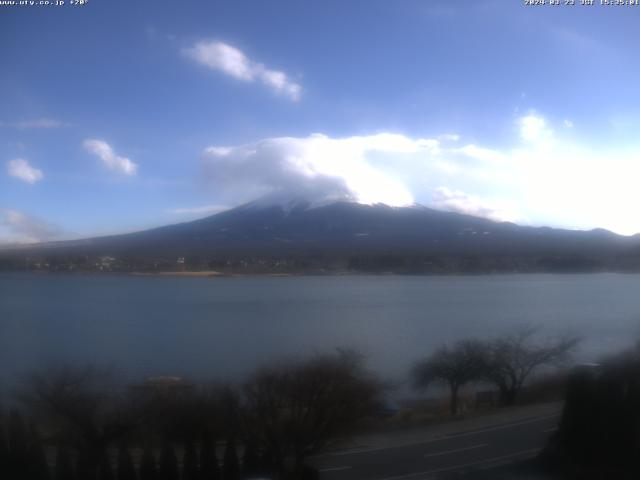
[[2, 0, 640, 243]]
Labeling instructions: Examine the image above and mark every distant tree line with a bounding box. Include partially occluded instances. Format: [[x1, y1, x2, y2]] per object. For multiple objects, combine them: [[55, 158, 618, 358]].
[[6, 251, 640, 274]]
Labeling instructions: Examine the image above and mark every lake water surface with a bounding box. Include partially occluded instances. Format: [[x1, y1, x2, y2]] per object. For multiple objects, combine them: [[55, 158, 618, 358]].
[[2, 273, 640, 388]]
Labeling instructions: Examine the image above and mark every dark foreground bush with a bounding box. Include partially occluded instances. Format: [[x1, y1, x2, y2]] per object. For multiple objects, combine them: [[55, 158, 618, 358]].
[[2, 349, 383, 480], [541, 346, 640, 479]]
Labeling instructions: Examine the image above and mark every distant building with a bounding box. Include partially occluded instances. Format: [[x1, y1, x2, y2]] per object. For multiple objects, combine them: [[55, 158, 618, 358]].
[[177, 256, 186, 271]]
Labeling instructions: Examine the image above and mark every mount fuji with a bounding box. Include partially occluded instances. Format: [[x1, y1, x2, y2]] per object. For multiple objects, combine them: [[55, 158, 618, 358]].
[[2, 199, 640, 273]]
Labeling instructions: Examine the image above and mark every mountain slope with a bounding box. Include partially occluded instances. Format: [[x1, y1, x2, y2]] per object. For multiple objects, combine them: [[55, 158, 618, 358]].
[[2, 202, 640, 273]]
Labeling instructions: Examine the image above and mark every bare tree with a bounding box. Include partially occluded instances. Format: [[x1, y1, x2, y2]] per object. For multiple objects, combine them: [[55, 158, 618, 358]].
[[143, 384, 227, 444], [0, 418, 8, 475], [182, 440, 198, 480], [483, 327, 579, 406], [139, 446, 158, 480], [53, 446, 74, 480], [412, 340, 486, 416], [116, 446, 136, 480], [159, 442, 179, 480], [21, 365, 149, 478], [199, 433, 220, 480], [222, 439, 240, 480], [241, 350, 383, 478]]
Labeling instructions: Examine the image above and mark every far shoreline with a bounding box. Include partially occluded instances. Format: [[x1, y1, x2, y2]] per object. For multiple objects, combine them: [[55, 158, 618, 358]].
[[130, 270, 226, 277], [2, 270, 640, 278]]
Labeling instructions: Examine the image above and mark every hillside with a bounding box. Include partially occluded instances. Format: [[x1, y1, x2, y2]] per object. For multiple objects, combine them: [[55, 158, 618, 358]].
[[2, 202, 640, 274]]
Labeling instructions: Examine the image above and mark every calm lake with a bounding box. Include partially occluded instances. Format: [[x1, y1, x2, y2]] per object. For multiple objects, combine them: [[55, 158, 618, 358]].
[[2, 273, 640, 388]]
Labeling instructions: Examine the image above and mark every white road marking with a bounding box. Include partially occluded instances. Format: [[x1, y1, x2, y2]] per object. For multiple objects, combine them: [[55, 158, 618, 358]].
[[326, 413, 560, 457], [319, 465, 352, 473], [376, 448, 541, 480], [423, 443, 488, 458], [436, 413, 560, 441]]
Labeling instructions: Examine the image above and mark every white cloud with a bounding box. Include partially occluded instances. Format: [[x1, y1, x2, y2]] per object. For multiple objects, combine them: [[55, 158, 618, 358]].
[[200, 133, 442, 207], [431, 187, 519, 223], [168, 204, 229, 215], [185, 41, 253, 80], [439, 133, 460, 142], [519, 114, 553, 143], [0, 118, 68, 129], [183, 41, 302, 101], [0, 209, 60, 244], [428, 113, 640, 235], [6, 158, 43, 184], [564, 119, 574, 128], [453, 144, 506, 164], [83, 139, 138, 176], [192, 113, 640, 235]]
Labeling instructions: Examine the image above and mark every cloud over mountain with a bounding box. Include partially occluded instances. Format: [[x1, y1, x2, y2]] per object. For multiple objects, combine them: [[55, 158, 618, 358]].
[[432, 187, 518, 223], [200, 133, 443, 207], [0, 209, 60, 244]]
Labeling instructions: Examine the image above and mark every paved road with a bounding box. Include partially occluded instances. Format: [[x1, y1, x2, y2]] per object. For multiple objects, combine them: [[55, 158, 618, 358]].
[[313, 408, 560, 480]]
